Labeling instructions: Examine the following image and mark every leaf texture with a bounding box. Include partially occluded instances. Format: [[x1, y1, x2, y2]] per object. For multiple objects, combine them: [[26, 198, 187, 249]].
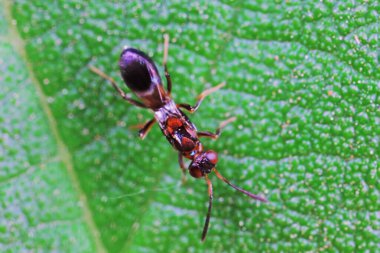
[[2, 1, 379, 252]]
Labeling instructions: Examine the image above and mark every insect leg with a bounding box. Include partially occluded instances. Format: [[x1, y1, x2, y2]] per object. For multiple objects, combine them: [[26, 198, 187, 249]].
[[177, 82, 225, 113], [178, 153, 187, 184], [163, 34, 172, 95], [89, 66, 146, 108], [198, 117, 236, 139], [201, 175, 213, 242], [138, 118, 156, 139]]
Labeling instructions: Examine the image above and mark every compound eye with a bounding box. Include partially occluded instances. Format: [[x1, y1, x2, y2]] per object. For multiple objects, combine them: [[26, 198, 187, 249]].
[[189, 164, 203, 178], [205, 150, 218, 165]]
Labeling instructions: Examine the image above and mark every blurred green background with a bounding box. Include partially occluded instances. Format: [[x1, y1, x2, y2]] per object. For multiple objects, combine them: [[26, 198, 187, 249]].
[[0, 1, 379, 252]]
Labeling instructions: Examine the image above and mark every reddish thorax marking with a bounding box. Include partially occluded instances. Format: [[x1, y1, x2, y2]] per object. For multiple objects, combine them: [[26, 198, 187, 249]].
[[181, 136, 196, 151], [166, 117, 183, 134], [165, 116, 202, 158]]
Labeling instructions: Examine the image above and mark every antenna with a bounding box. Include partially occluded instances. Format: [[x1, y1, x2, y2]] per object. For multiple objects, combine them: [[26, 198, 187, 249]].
[[213, 168, 267, 202]]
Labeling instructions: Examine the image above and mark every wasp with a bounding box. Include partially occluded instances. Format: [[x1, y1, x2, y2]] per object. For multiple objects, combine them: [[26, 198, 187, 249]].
[[90, 35, 267, 241]]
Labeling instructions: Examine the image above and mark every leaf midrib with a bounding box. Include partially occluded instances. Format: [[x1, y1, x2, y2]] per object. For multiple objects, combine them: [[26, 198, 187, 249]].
[[4, 1, 106, 252]]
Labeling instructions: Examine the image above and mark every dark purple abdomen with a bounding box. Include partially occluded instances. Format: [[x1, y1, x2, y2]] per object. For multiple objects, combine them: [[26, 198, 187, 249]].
[[119, 48, 162, 92]]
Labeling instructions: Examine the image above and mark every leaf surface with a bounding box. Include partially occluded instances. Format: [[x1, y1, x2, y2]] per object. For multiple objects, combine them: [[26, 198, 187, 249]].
[[0, 5, 97, 252], [2, 1, 379, 252]]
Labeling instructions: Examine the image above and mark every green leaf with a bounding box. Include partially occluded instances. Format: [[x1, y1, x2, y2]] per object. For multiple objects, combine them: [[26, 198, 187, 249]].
[[2, 0, 379, 252], [0, 6, 97, 253]]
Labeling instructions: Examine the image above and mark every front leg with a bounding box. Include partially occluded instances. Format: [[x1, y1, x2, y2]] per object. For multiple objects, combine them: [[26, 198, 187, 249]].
[[198, 117, 236, 139], [178, 153, 187, 184], [178, 82, 225, 113]]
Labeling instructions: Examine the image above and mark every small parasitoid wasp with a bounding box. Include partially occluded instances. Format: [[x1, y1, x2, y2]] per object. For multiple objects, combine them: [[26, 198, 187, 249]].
[[90, 35, 267, 241]]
